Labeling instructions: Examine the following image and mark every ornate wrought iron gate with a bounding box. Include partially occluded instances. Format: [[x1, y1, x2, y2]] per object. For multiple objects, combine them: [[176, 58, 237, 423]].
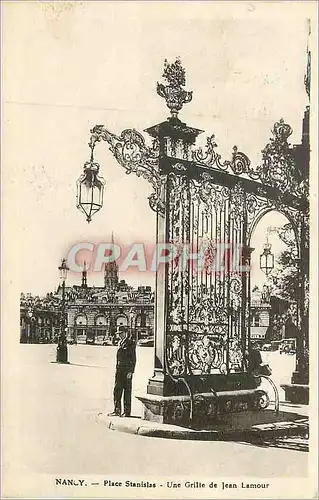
[[86, 59, 309, 425]]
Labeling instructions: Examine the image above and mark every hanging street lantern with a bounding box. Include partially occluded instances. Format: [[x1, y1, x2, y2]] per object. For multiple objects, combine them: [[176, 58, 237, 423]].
[[76, 141, 105, 223], [260, 238, 274, 276]]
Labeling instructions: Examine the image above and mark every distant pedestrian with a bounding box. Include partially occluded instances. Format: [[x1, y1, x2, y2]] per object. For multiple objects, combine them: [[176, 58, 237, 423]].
[[246, 348, 263, 374], [108, 330, 136, 417], [246, 348, 272, 378]]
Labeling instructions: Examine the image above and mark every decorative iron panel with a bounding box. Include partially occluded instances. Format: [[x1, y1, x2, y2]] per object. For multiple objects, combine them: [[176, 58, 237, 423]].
[[166, 173, 247, 376]]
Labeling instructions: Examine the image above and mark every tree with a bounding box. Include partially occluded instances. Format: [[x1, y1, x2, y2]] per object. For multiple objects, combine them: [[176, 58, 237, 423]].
[[267, 224, 299, 305], [267, 221, 309, 345]]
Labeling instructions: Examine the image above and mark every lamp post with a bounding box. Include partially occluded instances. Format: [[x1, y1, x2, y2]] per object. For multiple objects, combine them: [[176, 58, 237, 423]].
[[27, 305, 35, 343], [129, 311, 135, 342], [259, 237, 274, 277], [56, 258, 69, 364]]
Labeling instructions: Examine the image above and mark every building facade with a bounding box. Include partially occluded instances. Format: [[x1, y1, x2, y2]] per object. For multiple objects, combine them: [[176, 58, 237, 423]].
[[20, 293, 61, 343], [20, 250, 155, 344], [62, 260, 155, 344], [249, 284, 298, 346], [250, 285, 271, 343]]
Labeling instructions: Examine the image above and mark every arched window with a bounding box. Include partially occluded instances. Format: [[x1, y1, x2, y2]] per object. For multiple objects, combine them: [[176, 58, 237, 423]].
[[94, 315, 108, 340], [136, 312, 147, 327], [116, 315, 128, 327], [75, 314, 88, 326], [94, 315, 107, 326]]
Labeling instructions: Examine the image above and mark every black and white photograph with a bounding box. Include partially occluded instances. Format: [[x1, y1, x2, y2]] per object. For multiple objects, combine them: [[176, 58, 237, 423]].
[[1, 1, 318, 499]]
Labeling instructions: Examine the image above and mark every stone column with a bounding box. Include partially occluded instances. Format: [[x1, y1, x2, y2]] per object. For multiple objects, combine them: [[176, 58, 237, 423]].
[[281, 214, 309, 404], [146, 178, 169, 395]]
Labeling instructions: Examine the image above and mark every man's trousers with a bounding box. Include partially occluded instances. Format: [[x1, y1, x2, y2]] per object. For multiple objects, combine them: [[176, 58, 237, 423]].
[[113, 369, 133, 416]]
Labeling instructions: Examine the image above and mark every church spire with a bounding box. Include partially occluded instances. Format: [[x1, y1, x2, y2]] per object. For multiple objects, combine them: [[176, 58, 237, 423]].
[[81, 261, 88, 288], [304, 19, 311, 100], [104, 231, 119, 290], [302, 20, 311, 147]]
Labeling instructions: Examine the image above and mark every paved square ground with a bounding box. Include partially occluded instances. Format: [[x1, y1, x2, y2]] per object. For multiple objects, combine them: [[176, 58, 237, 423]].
[[3, 345, 308, 482]]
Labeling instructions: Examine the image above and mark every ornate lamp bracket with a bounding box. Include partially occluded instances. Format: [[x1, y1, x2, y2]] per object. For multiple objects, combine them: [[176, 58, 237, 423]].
[[89, 125, 165, 216]]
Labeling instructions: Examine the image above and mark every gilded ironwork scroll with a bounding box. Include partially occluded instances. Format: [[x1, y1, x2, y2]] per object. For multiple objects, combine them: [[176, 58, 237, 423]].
[[192, 118, 308, 201], [89, 125, 165, 215]]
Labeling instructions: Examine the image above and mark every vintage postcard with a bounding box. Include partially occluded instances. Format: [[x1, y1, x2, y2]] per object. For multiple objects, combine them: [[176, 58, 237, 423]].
[[1, 1, 318, 499]]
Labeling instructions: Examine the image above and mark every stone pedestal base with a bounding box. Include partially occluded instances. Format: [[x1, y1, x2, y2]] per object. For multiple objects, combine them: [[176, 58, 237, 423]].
[[280, 384, 309, 405], [136, 388, 269, 429], [281, 368, 309, 405]]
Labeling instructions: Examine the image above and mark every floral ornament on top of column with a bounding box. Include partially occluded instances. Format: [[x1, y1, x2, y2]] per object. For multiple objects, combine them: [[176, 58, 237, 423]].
[[157, 58, 193, 118]]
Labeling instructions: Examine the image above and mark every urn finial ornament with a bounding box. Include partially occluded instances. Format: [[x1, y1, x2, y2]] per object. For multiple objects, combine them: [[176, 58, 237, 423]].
[[157, 58, 193, 118], [273, 118, 293, 143]]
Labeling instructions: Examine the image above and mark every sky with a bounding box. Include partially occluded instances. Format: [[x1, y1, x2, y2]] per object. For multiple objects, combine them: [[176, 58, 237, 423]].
[[3, 1, 313, 296]]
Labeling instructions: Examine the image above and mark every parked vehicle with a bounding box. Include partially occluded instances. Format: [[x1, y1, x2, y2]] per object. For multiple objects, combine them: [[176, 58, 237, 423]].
[[102, 339, 113, 346], [86, 337, 95, 345], [270, 340, 282, 351], [280, 338, 296, 355], [250, 341, 264, 351], [262, 341, 281, 352], [262, 343, 273, 351], [137, 337, 154, 347]]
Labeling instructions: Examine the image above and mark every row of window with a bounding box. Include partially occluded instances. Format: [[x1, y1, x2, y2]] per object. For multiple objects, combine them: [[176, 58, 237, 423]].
[[74, 313, 150, 327]]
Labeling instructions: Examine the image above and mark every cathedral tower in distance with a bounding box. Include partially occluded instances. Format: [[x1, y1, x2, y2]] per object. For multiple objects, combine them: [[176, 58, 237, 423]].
[[104, 232, 119, 290]]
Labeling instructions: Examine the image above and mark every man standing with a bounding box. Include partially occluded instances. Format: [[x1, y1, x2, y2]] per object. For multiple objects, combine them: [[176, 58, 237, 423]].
[[108, 329, 136, 417]]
